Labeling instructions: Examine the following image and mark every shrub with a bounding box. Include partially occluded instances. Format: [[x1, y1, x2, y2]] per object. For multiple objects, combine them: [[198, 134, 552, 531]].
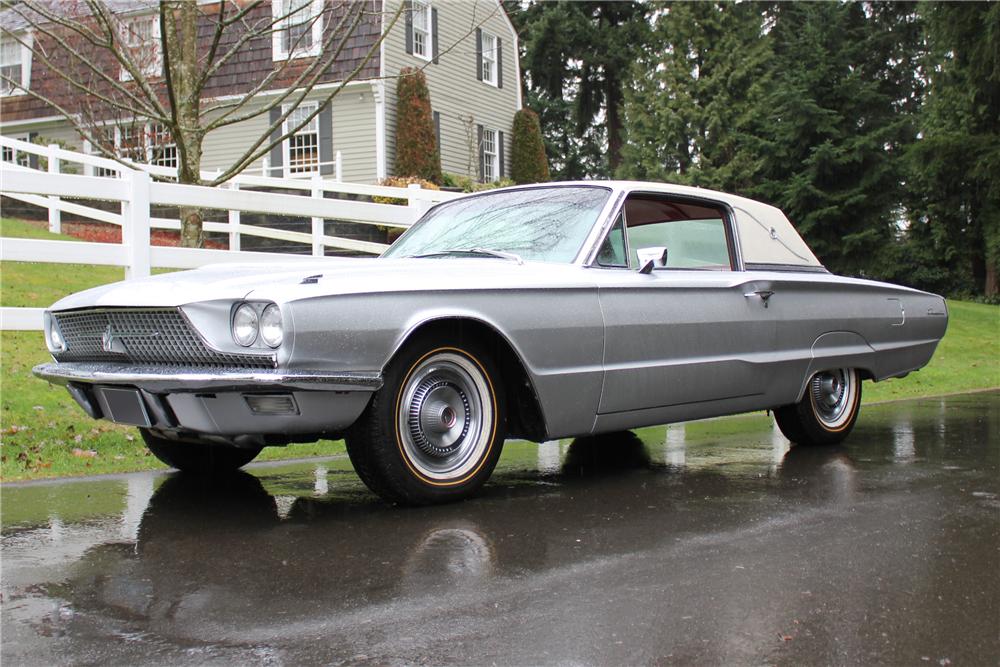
[[442, 172, 515, 193], [510, 108, 550, 184], [372, 176, 440, 206], [394, 68, 442, 185]]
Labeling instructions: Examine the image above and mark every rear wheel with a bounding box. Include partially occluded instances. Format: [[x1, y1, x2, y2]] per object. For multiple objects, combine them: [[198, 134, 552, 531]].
[[346, 335, 506, 505], [774, 368, 862, 446], [140, 429, 262, 474]]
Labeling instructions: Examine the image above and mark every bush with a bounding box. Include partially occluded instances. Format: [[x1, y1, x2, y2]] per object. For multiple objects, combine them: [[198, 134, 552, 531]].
[[372, 176, 440, 206], [394, 68, 442, 185], [442, 172, 515, 193], [510, 108, 550, 184]]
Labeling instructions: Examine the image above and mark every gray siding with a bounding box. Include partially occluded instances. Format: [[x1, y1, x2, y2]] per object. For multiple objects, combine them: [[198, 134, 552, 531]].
[[3, 87, 379, 184], [383, 0, 520, 181]]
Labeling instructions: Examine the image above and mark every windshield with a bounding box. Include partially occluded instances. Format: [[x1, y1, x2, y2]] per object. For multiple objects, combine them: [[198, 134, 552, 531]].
[[382, 186, 612, 263]]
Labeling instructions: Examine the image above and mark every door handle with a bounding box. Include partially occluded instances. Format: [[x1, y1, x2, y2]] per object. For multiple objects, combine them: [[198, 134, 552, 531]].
[[744, 289, 775, 307]]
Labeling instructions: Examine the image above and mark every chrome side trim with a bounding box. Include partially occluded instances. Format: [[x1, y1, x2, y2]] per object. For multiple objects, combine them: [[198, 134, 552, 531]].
[[33, 362, 382, 393]]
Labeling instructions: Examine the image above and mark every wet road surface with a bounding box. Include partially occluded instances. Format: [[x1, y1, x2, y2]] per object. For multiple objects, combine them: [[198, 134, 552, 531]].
[[2, 392, 998, 665]]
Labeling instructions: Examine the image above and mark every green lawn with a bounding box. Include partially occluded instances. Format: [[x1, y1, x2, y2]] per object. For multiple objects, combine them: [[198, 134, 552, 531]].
[[1, 217, 996, 481]]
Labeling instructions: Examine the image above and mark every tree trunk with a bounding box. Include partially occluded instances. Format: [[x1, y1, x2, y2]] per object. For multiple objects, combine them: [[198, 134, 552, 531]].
[[985, 262, 998, 297], [163, 0, 205, 248]]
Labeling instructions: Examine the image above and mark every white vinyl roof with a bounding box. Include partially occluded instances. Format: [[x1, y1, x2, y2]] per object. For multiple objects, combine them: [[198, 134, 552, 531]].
[[525, 180, 824, 269]]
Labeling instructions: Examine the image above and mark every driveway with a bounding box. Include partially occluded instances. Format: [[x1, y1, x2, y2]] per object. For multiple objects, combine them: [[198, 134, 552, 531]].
[[3, 392, 998, 665]]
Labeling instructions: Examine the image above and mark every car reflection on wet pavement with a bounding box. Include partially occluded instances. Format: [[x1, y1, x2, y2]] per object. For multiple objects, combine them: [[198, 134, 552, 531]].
[[2, 392, 998, 666]]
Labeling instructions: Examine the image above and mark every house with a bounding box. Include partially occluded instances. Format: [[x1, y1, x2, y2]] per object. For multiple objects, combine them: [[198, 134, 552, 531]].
[[0, 0, 521, 184]]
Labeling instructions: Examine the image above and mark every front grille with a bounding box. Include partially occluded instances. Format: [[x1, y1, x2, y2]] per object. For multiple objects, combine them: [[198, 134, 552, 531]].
[[53, 308, 275, 369]]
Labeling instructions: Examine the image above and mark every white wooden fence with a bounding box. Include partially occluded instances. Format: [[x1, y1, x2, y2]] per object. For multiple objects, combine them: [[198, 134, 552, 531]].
[[0, 136, 458, 331]]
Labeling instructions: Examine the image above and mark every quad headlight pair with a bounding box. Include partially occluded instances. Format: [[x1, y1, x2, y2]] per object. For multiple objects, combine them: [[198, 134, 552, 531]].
[[232, 302, 283, 348]]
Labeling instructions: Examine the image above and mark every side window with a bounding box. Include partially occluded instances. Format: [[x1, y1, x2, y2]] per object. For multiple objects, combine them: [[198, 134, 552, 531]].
[[596, 212, 627, 267], [623, 195, 733, 270]]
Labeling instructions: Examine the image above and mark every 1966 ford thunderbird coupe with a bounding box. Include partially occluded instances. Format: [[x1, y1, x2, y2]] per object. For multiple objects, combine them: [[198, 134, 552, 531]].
[[34, 181, 948, 504]]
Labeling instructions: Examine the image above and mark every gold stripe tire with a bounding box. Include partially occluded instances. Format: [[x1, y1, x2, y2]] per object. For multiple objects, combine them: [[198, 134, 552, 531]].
[[345, 334, 506, 505], [774, 368, 862, 446]]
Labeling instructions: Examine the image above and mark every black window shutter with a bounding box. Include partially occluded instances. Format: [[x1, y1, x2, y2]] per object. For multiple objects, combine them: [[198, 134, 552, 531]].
[[404, 0, 413, 55], [27, 132, 38, 169], [477, 124, 484, 182], [269, 107, 283, 176], [498, 130, 505, 179], [433, 111, 441, 152], [319, 103, 333, 175], [496, 37, 503, 88], [475, 28, 482, 81], [431, 7, 439, 64]]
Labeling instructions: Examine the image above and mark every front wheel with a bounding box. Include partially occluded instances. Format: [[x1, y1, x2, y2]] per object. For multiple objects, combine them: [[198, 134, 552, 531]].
[[774, 368, 862, 446], [140, 429, 262, 474], [346, 335, 506, 505]]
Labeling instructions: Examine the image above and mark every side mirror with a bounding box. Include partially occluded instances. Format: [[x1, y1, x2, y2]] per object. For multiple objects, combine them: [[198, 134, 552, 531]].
[[637, 246, 668, 274]]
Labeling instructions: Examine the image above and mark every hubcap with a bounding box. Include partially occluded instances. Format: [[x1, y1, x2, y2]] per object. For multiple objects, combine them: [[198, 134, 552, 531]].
[[398, 352, 492, 480], [810, 368, 854, 427]]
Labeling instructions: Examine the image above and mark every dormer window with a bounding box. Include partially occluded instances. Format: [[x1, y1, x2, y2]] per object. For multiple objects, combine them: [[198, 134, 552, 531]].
[[273, 0, 324, 61], [119, 15, 161, 81]]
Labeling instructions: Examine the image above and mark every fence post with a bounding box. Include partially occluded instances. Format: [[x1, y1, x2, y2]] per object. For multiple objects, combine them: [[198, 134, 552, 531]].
[[228, 181, 241, 252], [408, 183, 432, 223], [123, 169, 151, 279], [311, 173, 324, 256], [47, 144, 61, 234]]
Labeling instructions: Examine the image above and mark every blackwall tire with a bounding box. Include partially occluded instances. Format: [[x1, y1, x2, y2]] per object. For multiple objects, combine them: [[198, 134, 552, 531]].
[[140, 429, 262, 474], [774, 368, 862, 446], [346, 335, 506, 505]]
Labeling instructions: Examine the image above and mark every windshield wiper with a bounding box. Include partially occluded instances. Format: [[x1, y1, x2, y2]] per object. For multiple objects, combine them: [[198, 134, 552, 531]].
[[409, 248, 524, 264]]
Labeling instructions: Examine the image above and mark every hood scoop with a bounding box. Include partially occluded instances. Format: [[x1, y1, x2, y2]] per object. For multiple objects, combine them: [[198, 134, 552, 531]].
[[300, 274, 323, 285]]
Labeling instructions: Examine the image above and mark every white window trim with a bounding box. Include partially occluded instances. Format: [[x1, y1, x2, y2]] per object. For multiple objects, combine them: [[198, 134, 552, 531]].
[[1, 31, 32, 97], [411, 0, 432, 62], [480, 30, 498, 87], [281, 102, 321, 178], [112, 122, 177, 169], [482, 127, 498, 183], [119, 14, 162, 81], [272, 0, 324, 62]]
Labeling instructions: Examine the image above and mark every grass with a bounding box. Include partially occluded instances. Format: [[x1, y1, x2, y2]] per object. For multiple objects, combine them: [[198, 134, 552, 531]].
[[1, 217, 996, 481]]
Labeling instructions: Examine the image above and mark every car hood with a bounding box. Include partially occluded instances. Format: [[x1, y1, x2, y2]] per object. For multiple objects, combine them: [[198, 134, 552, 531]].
[[48, 257, 596, 311]]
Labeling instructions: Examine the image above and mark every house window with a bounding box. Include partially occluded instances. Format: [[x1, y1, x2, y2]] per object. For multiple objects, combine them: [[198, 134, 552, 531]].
[[1, 33, 30, 96], [119, 15, 162, 80], [1, 136, 30, 167], [411, 0, 432, 60], [482, 128, 497, 183], [283, 103, 320, 175], [149, 123, 177, 168], [273, 0, 323, 61], [480, 32, 497, 85], [113, 123, 177, 170]]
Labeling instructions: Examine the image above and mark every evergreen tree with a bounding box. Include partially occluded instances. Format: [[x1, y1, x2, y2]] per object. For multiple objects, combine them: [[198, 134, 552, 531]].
[[746, 2, 921, 277], [394, 68, 442, 184], [512, 1, 650, 178], [510, 108, 551, 184], [906, 2, 1000, 297]]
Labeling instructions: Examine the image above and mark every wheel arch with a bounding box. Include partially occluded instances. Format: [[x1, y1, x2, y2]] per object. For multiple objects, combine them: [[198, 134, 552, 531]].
[[384, 316, 548, 442], [794, 331, 878, 403]]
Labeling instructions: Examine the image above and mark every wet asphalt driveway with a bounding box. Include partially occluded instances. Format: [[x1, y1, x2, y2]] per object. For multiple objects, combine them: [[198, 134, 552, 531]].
[[2, 391, 998, 666]]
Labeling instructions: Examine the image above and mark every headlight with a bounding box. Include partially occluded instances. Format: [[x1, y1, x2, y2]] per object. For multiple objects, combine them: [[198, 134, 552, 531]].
[[232, 303, 259, 346], [45, 313, 67, 353], [259, 304, 283, 348]]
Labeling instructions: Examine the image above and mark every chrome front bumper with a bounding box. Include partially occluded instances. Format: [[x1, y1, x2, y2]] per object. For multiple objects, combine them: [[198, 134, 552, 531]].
[[32, 362, 383, 393], [33, 362, 382, 438]]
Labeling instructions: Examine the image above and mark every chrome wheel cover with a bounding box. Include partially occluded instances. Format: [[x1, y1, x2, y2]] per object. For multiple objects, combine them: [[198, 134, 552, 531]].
[[397, 352, 493, 480], [809, 368, 856, 429]]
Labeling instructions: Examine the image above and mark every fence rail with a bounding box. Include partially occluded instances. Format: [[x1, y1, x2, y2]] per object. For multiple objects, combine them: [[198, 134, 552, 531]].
[[0, 135, 457, 331]]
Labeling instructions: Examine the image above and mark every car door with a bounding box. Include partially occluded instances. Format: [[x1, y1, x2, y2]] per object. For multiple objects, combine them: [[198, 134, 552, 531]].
[[592, 194, 778, 418]]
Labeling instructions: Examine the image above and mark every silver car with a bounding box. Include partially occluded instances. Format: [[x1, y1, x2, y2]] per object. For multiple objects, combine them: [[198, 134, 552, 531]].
[[34, 181, 948, 504]]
